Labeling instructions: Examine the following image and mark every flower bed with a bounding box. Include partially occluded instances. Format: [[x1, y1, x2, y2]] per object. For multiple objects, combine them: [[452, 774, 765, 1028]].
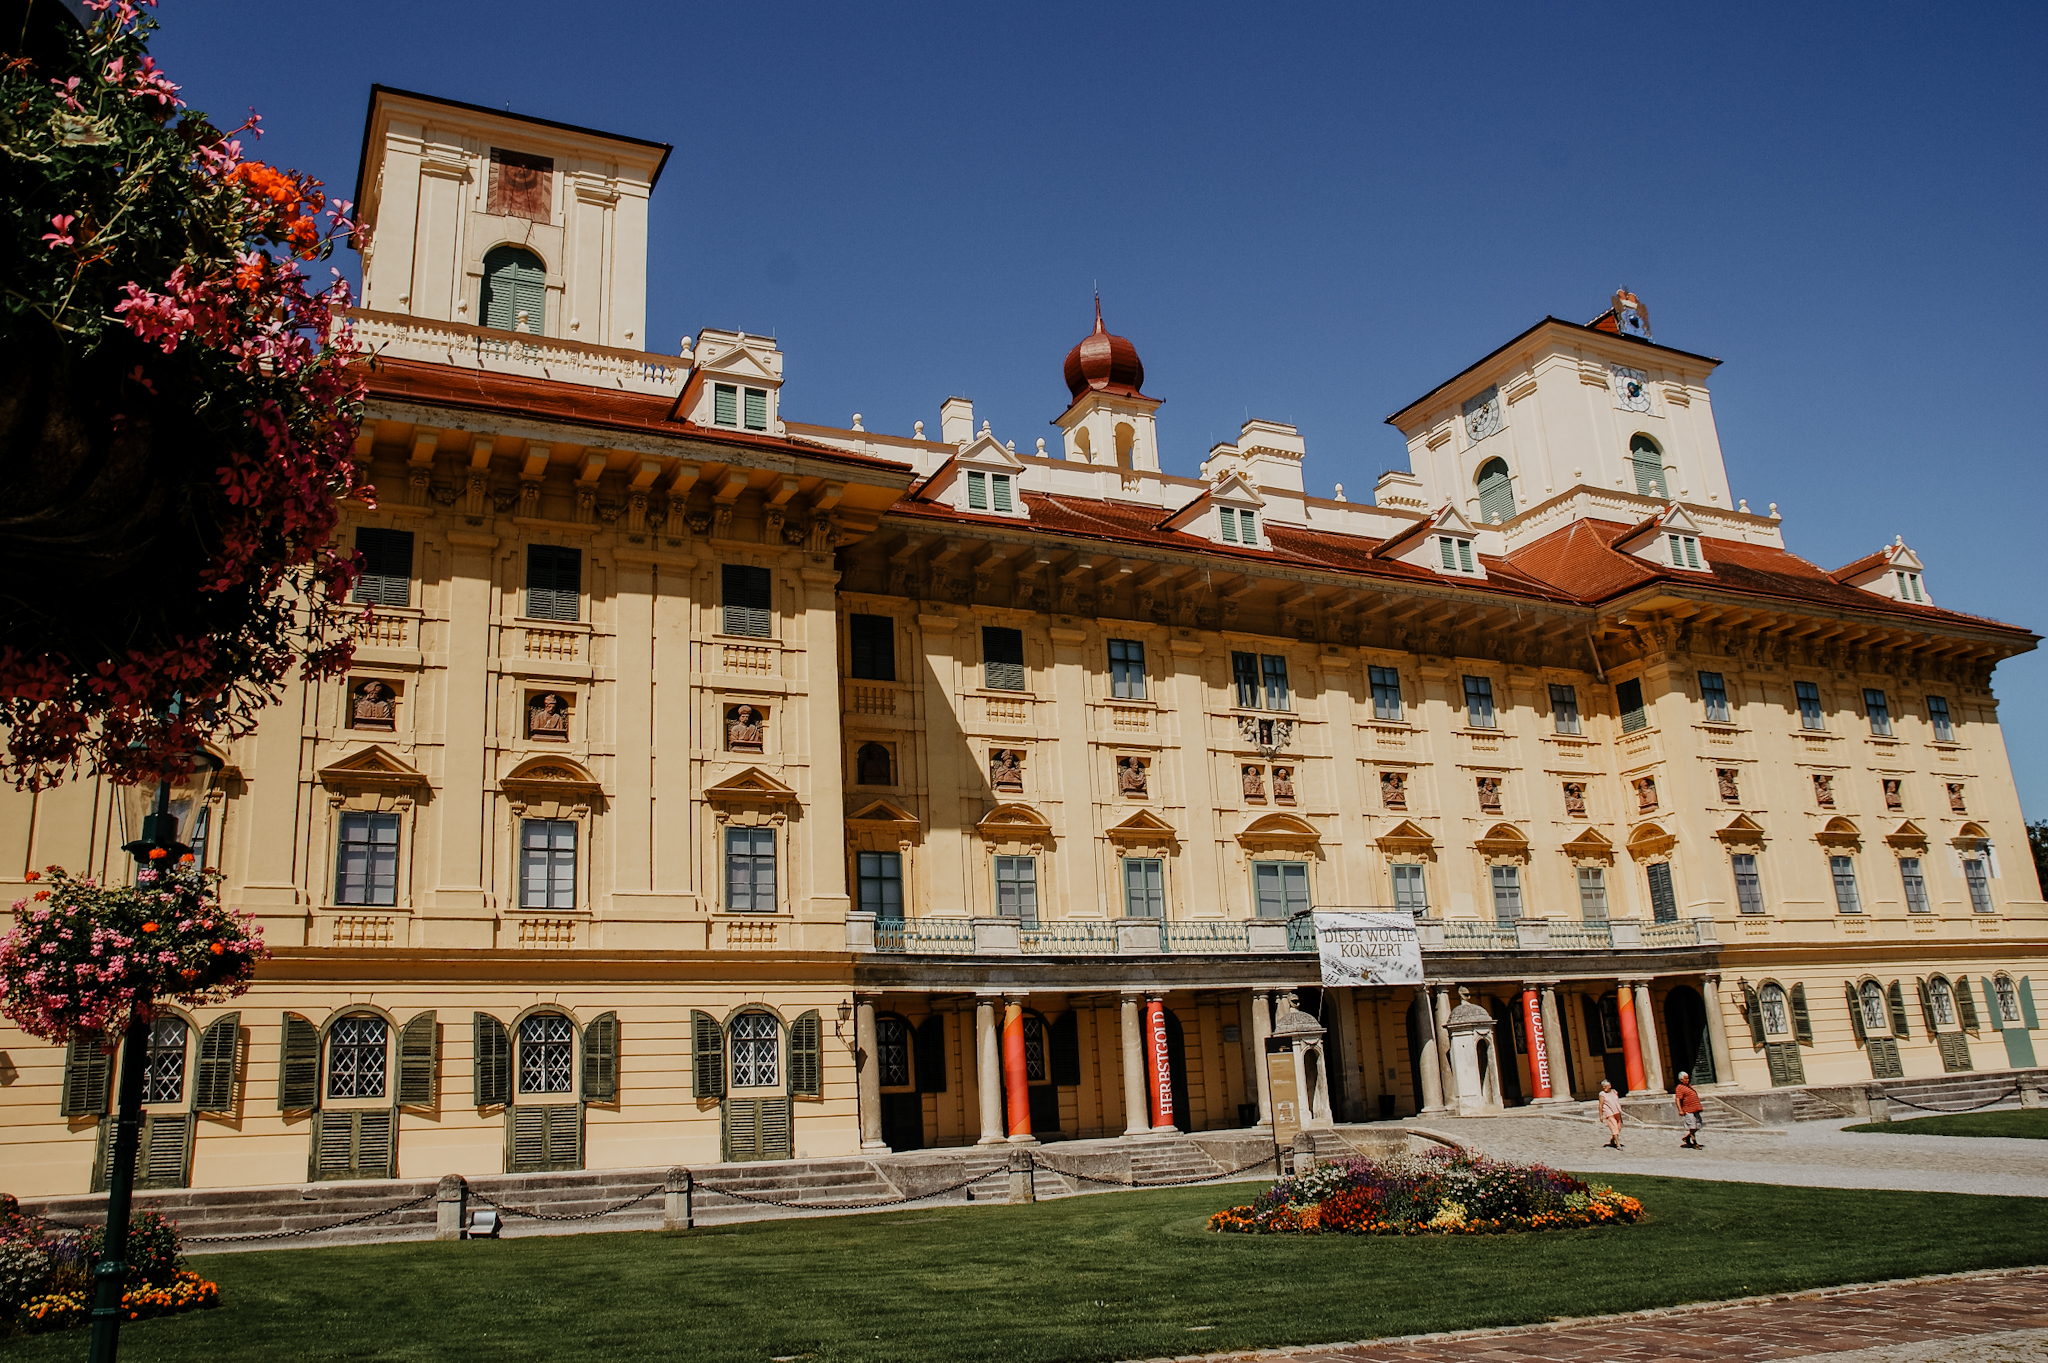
[[0, 1197, 219, 1336], [1209, 1147, 1644, 1236]]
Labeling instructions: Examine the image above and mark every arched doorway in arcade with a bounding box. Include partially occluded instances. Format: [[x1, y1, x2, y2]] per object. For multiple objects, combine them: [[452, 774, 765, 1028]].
[[1488, 996, 1526, 1105], [1662, 985, 1716, 1086]]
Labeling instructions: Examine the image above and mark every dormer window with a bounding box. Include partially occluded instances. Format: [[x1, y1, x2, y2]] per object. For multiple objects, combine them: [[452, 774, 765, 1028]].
[[1897, 571, 1925, 603], [713, 384, 769, 432], [1438, 536, 1476, 574], [967, 470, 1013, 512], [1667, 534, 1703, 570], [1220, 508, 1258, 544]]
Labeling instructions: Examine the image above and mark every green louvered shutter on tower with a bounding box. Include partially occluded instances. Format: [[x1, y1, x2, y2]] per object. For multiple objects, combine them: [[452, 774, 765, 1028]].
[[1887, 982, 1911, 1039], [278, 1013, 319, 1111], [789, 1011, 821, 1098], [1742, 984, 1766, 1047], [398, 1012, 437, 1107], [582, 1012, 618, 1102], [481, 246, 546, 334], [193, 1013, 240, 1114], [2022, 978, 2041, 1030], [692, 1010, 725, 1098], [61, 1037, 111, 1117], [1844, 982, 1865, 1043], [473, 1013, 511, 1107], [1789, 984, 1813, 1044]]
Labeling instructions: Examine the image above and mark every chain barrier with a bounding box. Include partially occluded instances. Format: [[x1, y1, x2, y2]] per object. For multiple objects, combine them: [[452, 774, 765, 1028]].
[[1883, 1085, 2022, 1116], [1029, 1151, 1279, 1189], [698, 1166, 1003, 1211], [468, 1185, 662, 1222], [181, 1192, 438, 1245]]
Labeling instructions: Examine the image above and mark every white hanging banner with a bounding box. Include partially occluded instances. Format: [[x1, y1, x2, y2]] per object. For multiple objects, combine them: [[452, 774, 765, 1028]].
[[1311, 911, 1425, 988]]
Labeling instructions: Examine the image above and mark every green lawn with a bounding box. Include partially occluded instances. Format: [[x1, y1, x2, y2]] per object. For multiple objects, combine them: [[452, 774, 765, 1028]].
[[18, 1176, 2048, 1363], [1845, 1108, 2048, 1139]]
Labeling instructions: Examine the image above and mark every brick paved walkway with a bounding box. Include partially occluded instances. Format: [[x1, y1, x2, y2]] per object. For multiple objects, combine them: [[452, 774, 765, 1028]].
[[1141, 1267, 2048, 1362]]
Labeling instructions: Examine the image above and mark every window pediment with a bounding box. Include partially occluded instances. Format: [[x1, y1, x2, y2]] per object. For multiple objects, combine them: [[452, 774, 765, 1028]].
[[1560, 826, 1615, 865], [1884, 819, 1928, 851], [1238, 811, 1319, 855], [1375, 819, 1437, 856], [502, 757, 603, 814], [1475, 822, 1530, 862], [1816, 816, 1861, 849], [1105, 808, 1179, 855], [318, 745, 429, 796], [846, 798, 919, 827], [705, 766, 799, 804], [1626, 820, 1677, 858], [1713, 813, 1767, 847]]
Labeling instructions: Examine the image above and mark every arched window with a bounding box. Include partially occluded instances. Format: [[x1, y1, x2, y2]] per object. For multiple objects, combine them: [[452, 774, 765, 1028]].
[[518, 1013, 575, 1095], [730, 1012, 780, 1087], [327, 1014, 388, 1099], [1629, 435, 1667, 498], [480, 245, 546, 335], [143, 1016, 189, 1104], [1758, 982, 1790, 1037], [1859, 981, 1889, 1035], [856, 742, 892, 786], [1928, 976, 1957, 1027], [1475, 458, 1515, 524], [1994, 974, 2023, 1024]]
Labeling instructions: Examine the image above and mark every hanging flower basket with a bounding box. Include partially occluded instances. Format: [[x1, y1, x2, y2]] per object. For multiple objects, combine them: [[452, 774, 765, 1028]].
[[0, 857, 267, 1045]]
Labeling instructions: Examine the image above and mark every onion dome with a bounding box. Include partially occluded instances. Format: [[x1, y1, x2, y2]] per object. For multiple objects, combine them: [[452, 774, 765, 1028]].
[[1063, 296, 1146, 401]]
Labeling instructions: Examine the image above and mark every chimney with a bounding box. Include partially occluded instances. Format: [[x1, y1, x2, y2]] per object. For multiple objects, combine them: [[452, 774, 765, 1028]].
[[940, 397, 974, 445]]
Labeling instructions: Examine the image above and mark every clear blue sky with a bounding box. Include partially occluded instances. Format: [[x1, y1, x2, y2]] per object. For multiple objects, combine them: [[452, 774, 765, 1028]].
[[153, 2, 2048, 816]]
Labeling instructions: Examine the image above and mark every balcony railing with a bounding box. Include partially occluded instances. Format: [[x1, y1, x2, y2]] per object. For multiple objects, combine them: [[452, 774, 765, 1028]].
[[1440, 920, 1521, 951], [861, 913, 1717, 956], [1021, 921, 1120, 955], [873, 917, 974, 953], [1546, 920, 1615, 951], [1162, 920, 1254, 954]]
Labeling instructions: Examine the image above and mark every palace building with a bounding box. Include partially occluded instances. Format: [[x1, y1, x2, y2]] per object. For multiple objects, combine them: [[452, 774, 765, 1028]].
[[1, 87, 2043, 1196]]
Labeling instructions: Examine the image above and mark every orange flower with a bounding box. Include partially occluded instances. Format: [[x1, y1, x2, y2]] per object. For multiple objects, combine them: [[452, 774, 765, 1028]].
[[23, 870, 39, 882], [180, 853, 196, 864], [210, 942, 224, 954], [148, 848, 167, 860], [141, 922, 159, 932]]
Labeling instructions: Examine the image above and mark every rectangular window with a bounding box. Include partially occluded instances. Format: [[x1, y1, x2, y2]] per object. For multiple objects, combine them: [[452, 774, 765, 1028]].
[[1668, 534, 1702, 569], [1646, 861, 1679, 923], [519, 818, 577, 910], [1617, 677, 1647, 733], [1370, 666, 1404, 721], [1864, 689, 1892, 736], [982, 626, 1025, 690], [991, 472, 1013, 512], [352, 528, 415, 607], [1963, 857, 1993, 913], [1253, 860, 1310, 919], [1123, 857, 1165, 918], [525, 545, 581, 622], [857, 851, 902, 921], [335, 812, 399, 906], [1239, 510, 1257, 545], [966, 470, 988, 510], [1463, 675, 1496, 729], [1262, 655, 1290, 711], [1795, 681, 1825, 730], [1109, 639, 1146, 699], [1391, 863, 1427, 915], [742, 387, 768, 431], [1898, 571, 1925, 602], [725, 827, 777, 912], [994, 856, 1038, 925], [1549, 683, 1580, 734], [1927, 696, 1954, 742], [1732, 854, 1765, 914], [1829, 855, 1862, 914], [1438, 536, 1476, 573], [848, 613, 895, 681], [1900, 857, 1929, 914], [1490, 865, 1522, 922], [713, 383, 738, 426], [1578, 867, 1608, 919], [1231, 652, 1259, 708], [1698, 671, 1731, 723], [722, 563, 773, 637]]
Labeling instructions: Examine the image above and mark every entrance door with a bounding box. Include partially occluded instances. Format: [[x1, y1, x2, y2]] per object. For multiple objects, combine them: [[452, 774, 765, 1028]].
[[1583, 995, 1628, 1091], [1490, 999, 1525, 1105], [1661, 986, 1715, 1085], [879, 1093, 923, 1151]]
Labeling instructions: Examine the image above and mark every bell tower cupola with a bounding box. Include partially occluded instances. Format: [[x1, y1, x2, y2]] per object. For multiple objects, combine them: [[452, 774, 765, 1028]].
[[1053, 298, 1162, 478]]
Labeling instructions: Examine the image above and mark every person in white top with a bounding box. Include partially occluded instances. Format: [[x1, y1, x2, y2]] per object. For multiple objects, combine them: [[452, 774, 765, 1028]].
[[1598, 1079, 1625, 1148]]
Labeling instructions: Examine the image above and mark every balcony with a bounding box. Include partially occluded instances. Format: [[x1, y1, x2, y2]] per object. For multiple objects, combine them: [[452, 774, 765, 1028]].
[[1419, 916, 1719, 952]]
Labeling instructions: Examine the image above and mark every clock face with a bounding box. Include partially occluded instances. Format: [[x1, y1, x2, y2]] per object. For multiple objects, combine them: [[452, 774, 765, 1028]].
[[1611, 365, 1651, 413], [1462, 384, 1503, 442]]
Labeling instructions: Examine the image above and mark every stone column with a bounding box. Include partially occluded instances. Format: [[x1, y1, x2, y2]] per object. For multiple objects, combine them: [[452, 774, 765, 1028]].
[[855, 996, 886, 1151], [1003, 996, 1036, 1142], [1634, 980, 1666, 1092], [974, 996, 1004, 1145], [1433, 984, 1457, 1112], [1146, 995, 1177, 1133], [1539, 984, 1569, 1100], [1415, 988, 1447, 1113], [1248, 988, 1275, 1127], [1615, 981, 1650, 1096], [1701, 972, 1737, 1087], [1119, 991, 1150, 1137]]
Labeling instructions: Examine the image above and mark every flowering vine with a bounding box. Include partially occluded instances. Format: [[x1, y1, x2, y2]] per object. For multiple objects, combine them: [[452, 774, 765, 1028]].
[[0, 0, 369, 790]]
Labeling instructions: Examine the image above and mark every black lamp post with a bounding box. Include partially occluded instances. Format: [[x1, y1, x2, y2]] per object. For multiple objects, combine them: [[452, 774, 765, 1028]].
[[88, 775, 193, 1363]]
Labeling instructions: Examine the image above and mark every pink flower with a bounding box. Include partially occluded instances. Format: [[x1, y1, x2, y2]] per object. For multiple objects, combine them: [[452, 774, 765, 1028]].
[[42, 215, 76, 250]]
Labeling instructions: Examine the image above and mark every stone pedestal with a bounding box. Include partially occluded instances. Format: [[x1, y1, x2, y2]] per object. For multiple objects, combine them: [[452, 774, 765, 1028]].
[[1444, 988, 1503, 1115]]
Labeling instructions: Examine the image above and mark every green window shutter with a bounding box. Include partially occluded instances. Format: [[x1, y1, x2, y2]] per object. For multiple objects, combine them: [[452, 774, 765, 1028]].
[[360, 1109, 395, 1179], [510, 1106, 545, 1170], [725, 1096, 758, 1160], [721, 563, 773, 637], [1241, 511, 1257, 545], [1221, 507, 1238, 542], [1438, 536, 1454, 570], [1844, 981, 1866, 1043], [1956, 977, 1982, 1031], [550, 1103, 582, 1167], [1742, 984, 1766, 1047], [914, 1015, 947, 1094], [992, 474, 1012, 512], [1684, 538, 1701, 569], [1048, 1011, 1081, 1086], [1886, 981, 1911, 1039], [742, 388, 768, 431], [278, 1013, 319, 1111], [967, 471, 987, 509], [1456, 539, 1474, 573], [582, 1011, 618, 1101], [2022, 978, 2040, 1030], [142, 1113, 193, 1189], [789, 1011, 821, 1098], [473, 1013, 511, 1107], [713, 384, 738, 426], [1983, 978, 2005, 1032], [1915, 979, 1937, 1035], [398, 1011, 437, 1107], [1476, 460, 1515, 524], [760, 1096, 792, 1160], [61, 1037, 112, 1117], [1789, 984, 1813, 1043], [692, 1010, 726, 1098], [193, 1013, 240, 1114], [481, 246, 545, 334]]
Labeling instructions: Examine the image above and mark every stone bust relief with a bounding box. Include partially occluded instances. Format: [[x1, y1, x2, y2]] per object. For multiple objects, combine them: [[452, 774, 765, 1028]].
[[529, 692, 569, 741], [353, 680, 395, 730]]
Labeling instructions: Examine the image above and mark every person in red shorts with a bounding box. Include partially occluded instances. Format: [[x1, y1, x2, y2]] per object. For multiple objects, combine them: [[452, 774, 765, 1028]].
[[1675, 1071, 1705, 1148]]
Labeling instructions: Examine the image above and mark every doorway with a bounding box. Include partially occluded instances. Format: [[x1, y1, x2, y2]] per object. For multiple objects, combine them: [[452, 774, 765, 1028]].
[[1583, 994, 1629, 1091], [1661, 986, 1715, 1086]]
